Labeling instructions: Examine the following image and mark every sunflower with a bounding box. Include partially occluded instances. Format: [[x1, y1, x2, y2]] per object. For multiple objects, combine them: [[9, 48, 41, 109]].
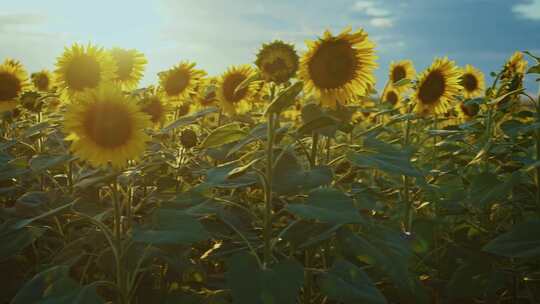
[[501, 51, 528, 80], [158, 62, 206, 101], [458, 65, 485, 99], [55, 43, 116, 100], [0, 62, 29, 112], [109, 48, 147, 89], [382, 86, 401, 108], [193, 78, 217, 109], [414, 57, 462, 116], [255, 40, 299, 84], [216, 65, 260, 115], [31, 70, 52, 91], [139, 93, 170, 126], [63, 85, 151, 169], [299, 27, 377, 108], [388, 60, 415, 89], [3, 58, 24, 70], [456, 101, 480, 121]]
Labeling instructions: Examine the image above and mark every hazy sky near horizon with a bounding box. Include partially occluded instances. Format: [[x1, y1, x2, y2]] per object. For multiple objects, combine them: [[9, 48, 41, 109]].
[[1, 0, 539, 92]]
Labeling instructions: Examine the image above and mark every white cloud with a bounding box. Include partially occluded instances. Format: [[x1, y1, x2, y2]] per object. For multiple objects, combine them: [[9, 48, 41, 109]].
[[370, 18, 394, 28], [352, 1, 375, 10], [513, 0, 540, 20], [366, 7, 391, 17]]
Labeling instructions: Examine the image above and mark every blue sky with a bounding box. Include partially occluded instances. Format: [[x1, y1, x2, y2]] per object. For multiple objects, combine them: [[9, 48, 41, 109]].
[[1, 0, 539, 92]]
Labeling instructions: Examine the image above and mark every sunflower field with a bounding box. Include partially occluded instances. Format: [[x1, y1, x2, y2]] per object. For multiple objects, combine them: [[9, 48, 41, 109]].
[[1, 26, 540, 304]]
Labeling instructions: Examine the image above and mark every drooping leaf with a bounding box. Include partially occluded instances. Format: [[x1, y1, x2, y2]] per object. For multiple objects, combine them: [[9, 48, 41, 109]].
[[319, 259, 387, 304], [483, 219, 540, 258], [201, 123, 247, 149]]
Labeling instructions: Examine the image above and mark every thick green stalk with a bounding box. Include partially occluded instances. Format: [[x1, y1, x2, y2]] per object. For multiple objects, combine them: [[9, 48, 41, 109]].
[[403, 109, 413, 232], [310, 133, 319, 169], [263, 87, 276, 268]]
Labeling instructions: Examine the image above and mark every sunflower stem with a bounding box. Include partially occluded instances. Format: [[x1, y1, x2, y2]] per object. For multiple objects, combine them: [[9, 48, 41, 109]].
[[403, 104, 413, 232], [310, 132, 319, 169], [536, 91, 540, 215], [111, 179, 128, 304], [264, 86, 276, 269]]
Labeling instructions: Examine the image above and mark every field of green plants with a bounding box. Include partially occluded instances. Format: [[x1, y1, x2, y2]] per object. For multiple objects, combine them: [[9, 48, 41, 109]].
[[1, 26, 540, 303]]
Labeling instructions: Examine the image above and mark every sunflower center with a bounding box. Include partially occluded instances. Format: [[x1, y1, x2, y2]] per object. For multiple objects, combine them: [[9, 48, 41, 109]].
[[0, 72, 21, 100], [83, 102, 133, 148], [142, 98, 164, 123], [308, 39, 357, 89], [460, 102, 479, 117], [114, 52, 135, 81], [386, 91, 398, 105], [65, 55, 102, 91], [418, 70, 446, 105], [462, 73, 478, 92], [391, 66, 406, 83], [164, 70, 190, 96], [33, 73, 50, 91], [264, 58, 289, 81], [223, 73, 248, 103]]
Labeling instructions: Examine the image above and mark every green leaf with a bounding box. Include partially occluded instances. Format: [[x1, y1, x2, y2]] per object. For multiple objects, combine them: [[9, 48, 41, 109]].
[[0, 222, 44, 260], [483, 219, 540, 258], [225, 252, 304, 304], [205, 161, 259, 188], [346, 138, 422, 177], [132, 209, 210, 245], [264, 81, 303, 115], [273, 151, 333, 195], [29, 154, 73, 173], [393, 78, 411, 87], [286, 188, 364, 224], [161, 107, 218, 133], [500, 119, 540, 138], [201, 123, 247, 149], [297, 116, 337, 135], [319, 259, 387, 304], [11, 265, 105, 304], [527, 64, 540, 74], [467, 172, 520, 208]]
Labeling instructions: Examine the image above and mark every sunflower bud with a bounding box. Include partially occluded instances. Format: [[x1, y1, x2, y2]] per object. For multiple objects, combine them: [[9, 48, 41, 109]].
[[180, 129, 198, 149]]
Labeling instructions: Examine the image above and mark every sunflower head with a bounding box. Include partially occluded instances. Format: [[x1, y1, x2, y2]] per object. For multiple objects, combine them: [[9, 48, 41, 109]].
[[414, 57, 462, 116], [216, 65, 260, 115], [31, 70, 52, 91], [255, 40, 299, 84], [139, 93, 170, 126], [389, 60, 415, 89], [63, 85, 151, 169], [460, 64, 485, 99], [456, 101, 480, 121], [3, 58, 24, 70], [382, 86, 401, 108], [109, 48, 147, 89], [0, 62, 29, 112], [55, 43, 117, 100], [194, 78, 218, 109], [299, 27, 377, 109], [159, 62, 206, 101], [502, 51, 528, 80]]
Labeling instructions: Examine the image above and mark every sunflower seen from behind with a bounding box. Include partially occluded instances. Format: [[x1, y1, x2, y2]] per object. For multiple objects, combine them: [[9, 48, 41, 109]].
[[255, 40, 299, 84], [414, 57, 462, 116], [64, 85, 151, 169], [456, 101, 481, 121], [460, 65, 485, 99], [109, 48, 147, 89], [216, 65, 259, 115], [0, 61, 29, 112], [159, 62, 206, 101], [31, 70, 52, 92], [55, 43, 116, 100], [299, 27, 377, 109]]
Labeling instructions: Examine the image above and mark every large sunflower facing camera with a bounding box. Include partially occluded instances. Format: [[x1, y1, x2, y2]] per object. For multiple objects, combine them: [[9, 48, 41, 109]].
[[54, 43, 116, 100], [63, 85, 151, 169], [299, 27, 377, 108], [414, 57, 462, 116]]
